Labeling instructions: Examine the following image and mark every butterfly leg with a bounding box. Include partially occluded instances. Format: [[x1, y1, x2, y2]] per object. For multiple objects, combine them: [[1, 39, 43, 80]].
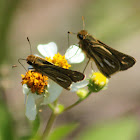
[[83, 58, 90, 73], [91, 61, 94, 71]]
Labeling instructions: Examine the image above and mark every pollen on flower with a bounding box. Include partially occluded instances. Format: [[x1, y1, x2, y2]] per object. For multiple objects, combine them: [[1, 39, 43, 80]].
[[45, 53, 71, 69], [21, 70, 48, 94]]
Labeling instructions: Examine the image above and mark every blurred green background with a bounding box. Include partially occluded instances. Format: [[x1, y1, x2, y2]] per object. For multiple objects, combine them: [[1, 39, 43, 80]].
[[0, 0, 140, 139]]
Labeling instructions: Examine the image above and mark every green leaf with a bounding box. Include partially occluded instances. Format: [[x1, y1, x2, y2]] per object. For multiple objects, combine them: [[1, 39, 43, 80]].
[[31, 114, 40, 137], [0, 103, 15, 140], [47, 123, 79, 140], [76, 117, 139, 140]]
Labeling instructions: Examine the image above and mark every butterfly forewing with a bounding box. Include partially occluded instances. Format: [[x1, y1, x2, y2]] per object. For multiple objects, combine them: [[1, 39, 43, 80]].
[[34, 65, 72, 89], [89, 45, 120, 77], [33, 56, 85, 82], [49, 66, 85, 82]]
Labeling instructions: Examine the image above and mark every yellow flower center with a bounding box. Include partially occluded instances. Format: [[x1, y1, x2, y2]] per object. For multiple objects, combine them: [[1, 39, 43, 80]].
[[91, 72, 108, 86], [45, 53, 71, 69], [21, 70, 48, 94]]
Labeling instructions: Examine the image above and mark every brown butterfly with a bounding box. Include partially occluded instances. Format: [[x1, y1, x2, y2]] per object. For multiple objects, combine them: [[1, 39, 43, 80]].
[[69, 17, 136, 78], [26, 55, 85, 90]]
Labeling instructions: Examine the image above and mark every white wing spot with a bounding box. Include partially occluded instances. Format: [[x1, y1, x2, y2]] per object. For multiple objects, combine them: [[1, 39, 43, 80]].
[[56, 77, 67, 82], [103, 58, 115, 68]]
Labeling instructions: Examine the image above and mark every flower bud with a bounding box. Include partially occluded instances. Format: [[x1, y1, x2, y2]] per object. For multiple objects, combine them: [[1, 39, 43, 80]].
[[88, 72, 109, 92], [54, 104, 64, 114], [76, 88, 88, 99]]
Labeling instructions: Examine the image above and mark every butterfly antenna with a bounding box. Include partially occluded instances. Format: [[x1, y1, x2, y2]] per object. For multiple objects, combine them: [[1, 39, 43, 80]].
[[27, 37, 32, 55], [67, 31, 77, 49], [82, 16, 85, 30], [68, 31, 70, 48]]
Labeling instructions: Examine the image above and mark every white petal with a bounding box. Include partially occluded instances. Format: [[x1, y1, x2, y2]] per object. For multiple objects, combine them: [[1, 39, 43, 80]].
[[34, 94, 44, 105], [71, 80, 88, 92], [25, 93, 37, 120], [22, 84, 30, 104], [41, 80, 63, 105], [23, 84, 30, 95], [37, 42, 57, 58], [65, 45, 85, 64]]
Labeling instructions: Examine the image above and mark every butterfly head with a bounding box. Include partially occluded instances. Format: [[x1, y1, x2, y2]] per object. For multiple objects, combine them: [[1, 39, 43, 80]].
[[77, 30, 88, 40], [26, 55, 36, 65]]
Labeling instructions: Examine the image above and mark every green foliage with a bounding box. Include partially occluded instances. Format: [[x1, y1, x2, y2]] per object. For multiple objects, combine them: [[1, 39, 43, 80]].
[[76, 117, 139, 140], [31, 115, 40, 137], [19, 115, 40, 140], [0, 103, 15, 140], [18, 136, 31, 140], [0, 0, 21, 64], [47, 123, 79, 140]]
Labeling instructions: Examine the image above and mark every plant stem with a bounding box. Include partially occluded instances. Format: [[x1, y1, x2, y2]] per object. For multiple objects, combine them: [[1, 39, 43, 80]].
[[41, 111, 57, 140], [48, 104, 54, 110], [63, 99, 82, 112], [41, 92, 91, 139], [64, 91, 91, 112]]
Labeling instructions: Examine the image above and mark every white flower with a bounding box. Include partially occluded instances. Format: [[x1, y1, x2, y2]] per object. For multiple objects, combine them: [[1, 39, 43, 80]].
[[37, 42, 85, 64], [23, 42, 85, 120]]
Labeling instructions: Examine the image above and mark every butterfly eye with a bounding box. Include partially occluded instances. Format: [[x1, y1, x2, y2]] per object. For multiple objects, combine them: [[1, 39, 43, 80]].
[[27, 61, 33, 65], [78, 34, 83, 40]]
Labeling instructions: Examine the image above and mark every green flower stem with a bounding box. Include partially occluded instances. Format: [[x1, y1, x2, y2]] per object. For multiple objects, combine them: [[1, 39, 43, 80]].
[[48, 104, 54, 110], [64, 91, 91, 112], [63, 99, 82, 112], [41, 99, 59, 139], [41, 111, 58, 140], [48, 99, 58, 110]]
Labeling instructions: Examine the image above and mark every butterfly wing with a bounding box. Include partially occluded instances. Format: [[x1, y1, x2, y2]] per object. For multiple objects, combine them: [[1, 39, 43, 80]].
[[89, 44, 120, 77], [36, 58, 85, 82], [80, 37, 120, 77], [97, 40, 136, 71], [34, 64, 72, 90], [33, 60, 85, 90], [51, 66, 85, 82]]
